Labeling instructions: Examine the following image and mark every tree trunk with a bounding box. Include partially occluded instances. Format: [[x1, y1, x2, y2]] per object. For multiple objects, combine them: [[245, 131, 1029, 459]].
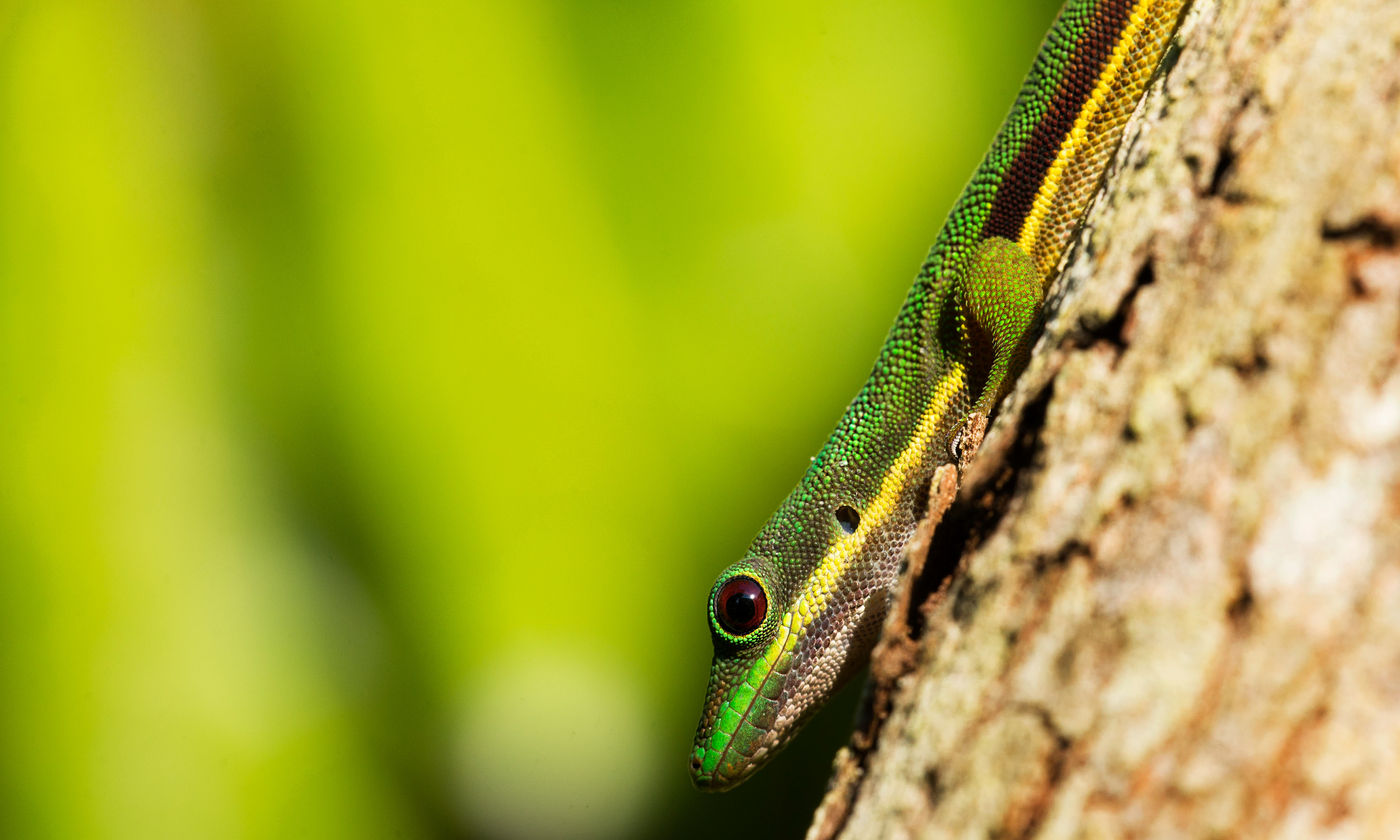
[[809, 0, 1400, 836]]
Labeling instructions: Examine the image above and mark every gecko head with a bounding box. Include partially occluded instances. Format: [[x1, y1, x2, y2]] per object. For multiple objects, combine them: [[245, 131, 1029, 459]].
[[689, 539, 893, 791]]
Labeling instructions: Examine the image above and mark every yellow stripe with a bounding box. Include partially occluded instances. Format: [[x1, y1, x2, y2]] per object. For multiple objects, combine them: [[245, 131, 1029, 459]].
[[1016, 0, 1156, 277], [748, 0, 1186, 682], [766, 362, 968, 662]]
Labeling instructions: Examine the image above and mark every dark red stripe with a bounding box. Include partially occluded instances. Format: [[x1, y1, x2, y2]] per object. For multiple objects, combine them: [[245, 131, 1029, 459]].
[[981, 0, 1137, 241]]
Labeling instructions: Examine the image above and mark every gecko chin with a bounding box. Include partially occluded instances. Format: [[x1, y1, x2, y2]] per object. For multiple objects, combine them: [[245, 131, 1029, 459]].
[[688, 690, 793, 792], [689, 750, 768, 792], [690, 590, 884, 791], [687, 636, 804, 792]]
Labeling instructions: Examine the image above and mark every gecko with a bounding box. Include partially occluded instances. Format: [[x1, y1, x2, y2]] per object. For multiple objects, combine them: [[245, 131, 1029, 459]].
[[691, 0, 1188, 791]]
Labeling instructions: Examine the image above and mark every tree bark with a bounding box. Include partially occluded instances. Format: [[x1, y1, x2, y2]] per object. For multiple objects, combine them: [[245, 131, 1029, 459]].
[[809, 0, 1400, 836]]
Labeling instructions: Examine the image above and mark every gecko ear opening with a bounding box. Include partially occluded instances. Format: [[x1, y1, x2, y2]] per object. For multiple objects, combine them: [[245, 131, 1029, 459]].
[[834, 505, 861, 535]]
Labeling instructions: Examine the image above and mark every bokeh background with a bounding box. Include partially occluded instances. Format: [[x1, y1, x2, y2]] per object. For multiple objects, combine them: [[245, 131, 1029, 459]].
[[0, 0, 1059, 837]]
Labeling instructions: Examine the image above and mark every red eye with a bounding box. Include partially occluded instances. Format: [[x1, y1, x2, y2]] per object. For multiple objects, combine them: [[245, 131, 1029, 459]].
[[715, 576, 767, 637]]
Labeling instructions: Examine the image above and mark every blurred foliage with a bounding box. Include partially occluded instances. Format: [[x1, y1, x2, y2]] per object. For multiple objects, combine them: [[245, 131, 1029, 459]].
[[0, 0, 1058, 837]]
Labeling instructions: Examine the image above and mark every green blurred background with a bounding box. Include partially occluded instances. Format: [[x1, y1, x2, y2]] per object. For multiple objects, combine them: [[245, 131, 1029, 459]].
[[0, 0, 1058, 837]]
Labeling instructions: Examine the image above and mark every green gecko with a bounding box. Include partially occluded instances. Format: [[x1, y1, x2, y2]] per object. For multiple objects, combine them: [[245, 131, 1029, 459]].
[[692, 0, 1188, 791]]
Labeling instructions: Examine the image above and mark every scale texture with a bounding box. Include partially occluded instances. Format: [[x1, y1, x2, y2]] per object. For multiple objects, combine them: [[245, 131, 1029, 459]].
[[692, 0, 1188, 791]]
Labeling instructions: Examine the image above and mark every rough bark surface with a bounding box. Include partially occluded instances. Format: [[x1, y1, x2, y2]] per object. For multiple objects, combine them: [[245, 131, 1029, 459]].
[[809, 0, 1400, 836]]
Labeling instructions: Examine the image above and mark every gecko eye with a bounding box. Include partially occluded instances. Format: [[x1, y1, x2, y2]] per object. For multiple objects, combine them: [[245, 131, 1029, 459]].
[[834, 505, 860, 535], [714, 576, 767, 637]]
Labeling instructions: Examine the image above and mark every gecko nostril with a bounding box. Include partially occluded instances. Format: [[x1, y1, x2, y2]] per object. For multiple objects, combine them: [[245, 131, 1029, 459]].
[[834, 505, 860, 535]]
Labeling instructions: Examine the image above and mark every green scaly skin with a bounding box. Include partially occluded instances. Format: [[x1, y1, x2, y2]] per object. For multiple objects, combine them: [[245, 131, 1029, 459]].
[[692, 0, 1188, 791]]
